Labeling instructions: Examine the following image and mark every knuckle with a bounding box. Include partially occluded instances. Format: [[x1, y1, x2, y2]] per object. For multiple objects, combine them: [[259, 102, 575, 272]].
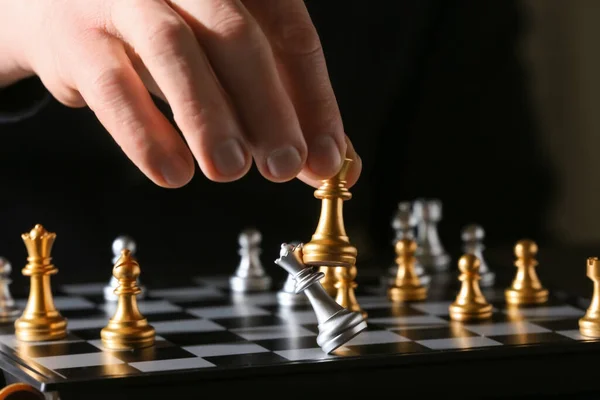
[[145, 17, 189, 51], [88, 67, 128, 108], [275, 18, 321, 56], [210, 11, 255, 41]]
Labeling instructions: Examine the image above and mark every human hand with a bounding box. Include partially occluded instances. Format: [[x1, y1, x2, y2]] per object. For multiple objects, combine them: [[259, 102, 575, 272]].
[[0, 0, 361, 188]]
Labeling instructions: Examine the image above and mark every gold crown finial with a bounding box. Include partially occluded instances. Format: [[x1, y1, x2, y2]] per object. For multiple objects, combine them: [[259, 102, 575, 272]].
[[21, 224, 57, 274]]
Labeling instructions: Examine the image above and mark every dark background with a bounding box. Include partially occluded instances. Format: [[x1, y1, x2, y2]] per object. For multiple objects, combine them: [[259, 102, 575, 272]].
[[0, 1, 558, 285]]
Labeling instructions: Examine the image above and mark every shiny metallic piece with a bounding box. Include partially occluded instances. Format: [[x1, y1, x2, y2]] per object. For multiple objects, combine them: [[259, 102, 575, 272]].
[[318, 266, 338, 297], [388, 239, 427, 302], [277, 273, 309, 306], [462, 224, 495, 286], [449, 254, 492, 321], [229, 228, 271, 292], [413, 199, 450, 272], [505, 239, 548, 305], [275, 243, 367, 354], [579, 257, 600, 337], [387, 202, 427, 284], [334, 265, 367, 318], [101, 249, 155, 350], [15, 225, 67, 341], [104, 235, 145, 302], [0, 257, 20, 323]]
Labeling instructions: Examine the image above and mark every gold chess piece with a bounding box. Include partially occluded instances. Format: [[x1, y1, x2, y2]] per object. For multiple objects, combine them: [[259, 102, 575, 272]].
[[15, 225, 67, 342], [505, 239, 548, 305], [388, 238, 427, 302], [302, 158, 357, 267], [448, 254, 493, 321], [334, 265, 367, 318], [319, 266, 338, 297], [101, 249, 155, 350], [579, 257, 600, 337]]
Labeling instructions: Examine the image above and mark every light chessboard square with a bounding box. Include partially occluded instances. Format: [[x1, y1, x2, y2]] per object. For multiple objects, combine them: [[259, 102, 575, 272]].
[[275, 347, 340, 361], [129, 357, 215, 372], [16, 296, 96, 311], [231, 325, 316, 341], [151, 319, 226, 334], [368, 315, 448, 326], [410, 301, 453, 316], [276, 309, 318, 325], [100, 300, 182, 315], [67, 317, 111, 330], [148, 286, 224, 301], [32, 353, 124, 370], [183, 343, 269, 357], [417, 336, 503, 350], [344, 330, 409, 346], [463, 321, 549, 336], [187, 304, 271, 319], [60, 283, 106, 296], [501, 305, 584, 319]]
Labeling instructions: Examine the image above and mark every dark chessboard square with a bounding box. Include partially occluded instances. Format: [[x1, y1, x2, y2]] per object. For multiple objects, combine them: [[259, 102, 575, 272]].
[[346, 341, 430, 356], [61, 308, 108, 319], [527, 318, 580, 331], [489, 332, 575, 346], [145, 312, 199, 323], [364, 305, 426, 318], [204, 351, 289, 368], [392, 326, 479, 341], [173, 298, 233, 308], [254, 336, 319, 351], [15, 341, 100, 358], [107, 344, 197, 363], [69, 328, 102, 341], [213, 315, 288, 329], [259, 304, 313, 313], [160, 331, 246, 347], [55, 363, 141, 379]]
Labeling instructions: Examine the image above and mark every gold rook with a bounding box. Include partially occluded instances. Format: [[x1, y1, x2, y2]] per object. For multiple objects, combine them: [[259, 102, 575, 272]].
[[579, 257, 600, 337]]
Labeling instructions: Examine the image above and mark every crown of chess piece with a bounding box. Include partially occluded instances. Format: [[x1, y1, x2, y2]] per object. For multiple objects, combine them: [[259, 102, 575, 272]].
[[0, 257, 20, 323], [448, 254, 493, 321], [277, 241, 310, 307], [274, 243, 367, 354], [229, 228, 272, 292], [104, 235, 146, 302], [388, 239, 427, 302], [14, 225, 67, 341], [101, 249, 155, 350], [505, 239, 548, 305], [579, 257, 600, 337], [334, 265, 367, 318], [413, 199, 450, 272], [461, 224, 495, 287]]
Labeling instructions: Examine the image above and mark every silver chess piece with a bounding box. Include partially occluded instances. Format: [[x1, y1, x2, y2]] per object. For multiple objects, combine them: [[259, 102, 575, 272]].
[[277, 240, 309, 306], [413, 199, 451, 272], [274, 243, 367, 354], [0, 257, 20, 323], [462, 224, 495, 286], [230, 228, 272, 292], [104, 235, 146, 302]]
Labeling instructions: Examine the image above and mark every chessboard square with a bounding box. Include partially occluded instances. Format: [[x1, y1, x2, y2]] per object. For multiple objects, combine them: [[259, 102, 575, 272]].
[[353, 296, 393, 309], [364, 305, 425, 318], [530, 318, 580, 331], [145, 312, 199, 323], [16, 341, 100, 358], [230, 292, 279, 306], [87, 336, 169, 351], [193, 275, 229, 289], [231, 325, 316, 341], [417, 336, 503, 350], [161, 331, 247, 347], [106, 344, 198, 363], [556, 329, 600, 341], [210, 315, 287, 329], [368, 315, 448, 328], [148, 286, 224, 301], [16, 296, 96, 311], [68, 328, 102, 341], [186, 304, 271, 319], [60, 308, 107, 319], [60, 282, 106, 296], [0, 333, 82, 348], [390, 326, 479, 341], [410, 301, 453, 316], [275, 347, 352, 361], [347, 341, 429, 356], [489, 332, 575, 345], [463, 321, 550, 336], [152, 319, 226, 334], [137, 300, 183, 314], [32, 352, 124, 370], [254, 336, 319, 351], [183, 343, 269, 357], [344, 330, 409, 346], [203, 351, 288, 367], [501, 305, 585, 319], [130, 357, 215, 373], [276, 309, 318, 325], [56, 363, 140, 379], [67, 317, 110, 330]]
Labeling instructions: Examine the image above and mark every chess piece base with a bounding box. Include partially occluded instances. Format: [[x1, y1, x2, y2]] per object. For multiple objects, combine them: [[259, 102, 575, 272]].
[[448, 303, 493, 322], [277, 290, 309, 307], [579, 316, 600, 337], [418, 253, 451, 272], [317, 309, 367, 354], [101, 320, 155, 350], [388, 285, 427, 302], [229, 275, 272, 292], [505, 288, 548, 305], [15, 315, 67, 342], [0, 307, 20, 323]]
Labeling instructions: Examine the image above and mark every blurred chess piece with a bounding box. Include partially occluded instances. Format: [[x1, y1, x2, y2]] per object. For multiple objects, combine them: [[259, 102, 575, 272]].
[[461, 224, 495, 287], [15, 224, 67, 341], [449, 254, 492, 321], [0, 257, 20, 323], [579, 257, 600, 337], [413, 199, 450, 272], [334, 265, 367, 318], [388, 239, 427, 302], [101, 249, 155, 350], [229, 228, 272, 292], [104, 236, 145, 302], [505, 239, 548, 305], [275, 243, 367, 354]]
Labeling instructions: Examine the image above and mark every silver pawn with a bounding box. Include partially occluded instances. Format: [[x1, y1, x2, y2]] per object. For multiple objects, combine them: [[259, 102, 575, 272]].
[[462, 224, 495, 286], [413, 199, 451, 272], [387, 202, 428, 284], [274, 243, 367, 354], [277, 241, 309, 306], [103, 235, 146, 302], [229, 228, 272, 292], [0, 257, 20, 323]]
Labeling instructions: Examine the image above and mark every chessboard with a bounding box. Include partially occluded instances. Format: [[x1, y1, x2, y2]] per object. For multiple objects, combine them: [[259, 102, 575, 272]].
[[0, 271, 599, 399]]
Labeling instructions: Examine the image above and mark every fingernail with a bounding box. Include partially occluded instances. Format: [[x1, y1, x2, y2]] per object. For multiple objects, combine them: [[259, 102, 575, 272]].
[[267, 146, 303, 179], [161, 153, 192, 187], [212, 137, 248, 177], [307, 135, 342, 177]]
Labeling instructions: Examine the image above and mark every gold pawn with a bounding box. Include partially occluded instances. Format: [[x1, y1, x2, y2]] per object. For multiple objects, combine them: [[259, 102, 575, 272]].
[[15, 224, 67, 342], [334, 265, 367, 318], [505, 239, 548, 305], [579, 257, 600, 337], [388, 239, 427, 302], [101, 249, 155, 350], [449, 254, 493, 321], [318, 266, 338, 297]]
